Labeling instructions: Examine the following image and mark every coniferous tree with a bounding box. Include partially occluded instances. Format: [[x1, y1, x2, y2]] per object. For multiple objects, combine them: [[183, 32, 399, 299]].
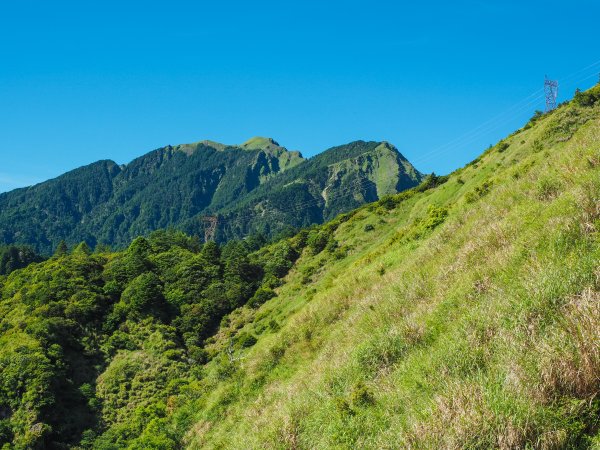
[[55, 240, 68, 256]]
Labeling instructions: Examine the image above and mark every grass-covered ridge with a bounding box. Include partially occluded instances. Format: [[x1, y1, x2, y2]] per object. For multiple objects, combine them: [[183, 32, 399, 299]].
[[179, 90, 600, 448]]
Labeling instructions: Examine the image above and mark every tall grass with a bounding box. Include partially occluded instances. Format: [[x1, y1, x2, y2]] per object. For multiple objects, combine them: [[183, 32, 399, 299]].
[[177, 101, 600, 449]]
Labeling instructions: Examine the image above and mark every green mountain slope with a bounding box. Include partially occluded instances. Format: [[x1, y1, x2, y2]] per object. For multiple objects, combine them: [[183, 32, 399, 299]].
[[0, 84, 598, 449], [0, 138, 422, 253], [180, 86, 600, 448], [215, 140, 421, 240]]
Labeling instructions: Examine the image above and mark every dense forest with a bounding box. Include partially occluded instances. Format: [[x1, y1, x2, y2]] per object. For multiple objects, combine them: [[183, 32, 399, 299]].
[[0, 245, 43, 276], [0, 138, 422, 254], [0, 226, 325, 448]]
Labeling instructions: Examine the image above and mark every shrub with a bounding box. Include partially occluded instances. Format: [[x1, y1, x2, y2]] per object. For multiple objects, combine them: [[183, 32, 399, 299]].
[[187, 346, 208, 364], [421, 205, 449, 231], [378, 195, 398, 210], [236, 332, 257, 349], [334, 397, 354, 416], [415, 173, 449, 193], [325, 237, 338, 254], [531, 139, 544, 153], [465, 181, 493, 203], [263, 242, 297, 279], [465, 157, 481, 168], [267, 319, 280, 332], [497, 141, 510, 153], [524, 110, 544, 129], [261, 343, 286, 371], [573, 85, 600, 108], [536, 177, 562, 201], [364, 224, 375, 232], [350, 381, 375, 407], [248, 286, 276, 308], [306, 231, 330, 254]]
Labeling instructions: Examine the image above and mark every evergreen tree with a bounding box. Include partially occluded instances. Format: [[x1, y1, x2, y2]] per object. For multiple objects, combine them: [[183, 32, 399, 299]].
[[55, 240, 68, 256]]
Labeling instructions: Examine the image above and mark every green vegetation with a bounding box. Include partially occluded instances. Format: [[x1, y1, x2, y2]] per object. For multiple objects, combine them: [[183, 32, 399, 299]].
[[574, 84, 600, 107], [0, 245, 43, 275], [1, 84, 600, 448], [0, 139, 422, 254], [0, 229, 304, 448], [175, 85, 600, 449]]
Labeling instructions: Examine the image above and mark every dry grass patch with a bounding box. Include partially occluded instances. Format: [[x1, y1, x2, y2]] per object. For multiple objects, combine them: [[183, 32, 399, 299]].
[[408, 383, 518, 449], [538, 287, 600, 401]]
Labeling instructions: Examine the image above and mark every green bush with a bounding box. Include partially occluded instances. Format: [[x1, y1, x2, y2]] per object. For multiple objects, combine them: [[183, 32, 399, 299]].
[[325, 237, 338, 253], [421, 205, 449, 231], [267, 319, 280, 332], [465, 181, 493, 203], [263, 242, 297, 278], [524, 110, 544, 129], [350, 381, 375, 407], [236, 332, 257, 348], [574, 85, 600, 107], [334, 397, 354, 416], [248, 286, 276, 308], [377, 195, 398, 210], [497, 141, 510, 153], [532, 139, 544, 153], [307, 230, 330, 254], [536, 176, 562, 201], [415, 173, 449, 192]]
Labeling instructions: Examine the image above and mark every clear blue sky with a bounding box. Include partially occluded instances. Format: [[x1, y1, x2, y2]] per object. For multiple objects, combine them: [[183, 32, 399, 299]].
[[1, 0, 599, 192]]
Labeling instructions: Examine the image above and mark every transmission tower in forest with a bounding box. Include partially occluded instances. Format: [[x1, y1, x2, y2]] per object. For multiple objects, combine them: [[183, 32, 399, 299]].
[[544, 75, 559, 112], [200, 216, 219, 242]]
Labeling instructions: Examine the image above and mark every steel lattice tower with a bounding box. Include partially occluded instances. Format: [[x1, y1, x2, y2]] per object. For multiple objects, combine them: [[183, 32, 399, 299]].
[[544, 75, 559, 112], [200, 216, 219, 242]]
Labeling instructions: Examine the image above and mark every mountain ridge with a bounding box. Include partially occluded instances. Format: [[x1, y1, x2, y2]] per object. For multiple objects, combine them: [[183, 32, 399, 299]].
[[0, 138, 423, 253]]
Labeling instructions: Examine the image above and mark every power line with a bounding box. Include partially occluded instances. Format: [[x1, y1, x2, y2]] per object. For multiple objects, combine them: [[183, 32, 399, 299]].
[[197, 59, 600, 240], [410, 93, 546, 166], [410, 59, 600, 167]]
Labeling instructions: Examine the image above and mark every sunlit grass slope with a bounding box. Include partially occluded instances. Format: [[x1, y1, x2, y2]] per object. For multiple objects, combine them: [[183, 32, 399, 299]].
[[178, 90, 600, 449]]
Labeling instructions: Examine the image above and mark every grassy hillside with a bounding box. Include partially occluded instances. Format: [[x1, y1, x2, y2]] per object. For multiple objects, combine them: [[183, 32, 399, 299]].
[[177, 87, 600, 448], [1, 85, 599, 449]]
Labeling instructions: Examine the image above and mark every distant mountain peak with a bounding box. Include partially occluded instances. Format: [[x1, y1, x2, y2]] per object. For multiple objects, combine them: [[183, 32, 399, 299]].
[[197, 140, 229, 151], [377, 140, 393, 149], [241, 137, 281, 151], [173, 137, 285, 155], [173, 140, 228, 155]]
